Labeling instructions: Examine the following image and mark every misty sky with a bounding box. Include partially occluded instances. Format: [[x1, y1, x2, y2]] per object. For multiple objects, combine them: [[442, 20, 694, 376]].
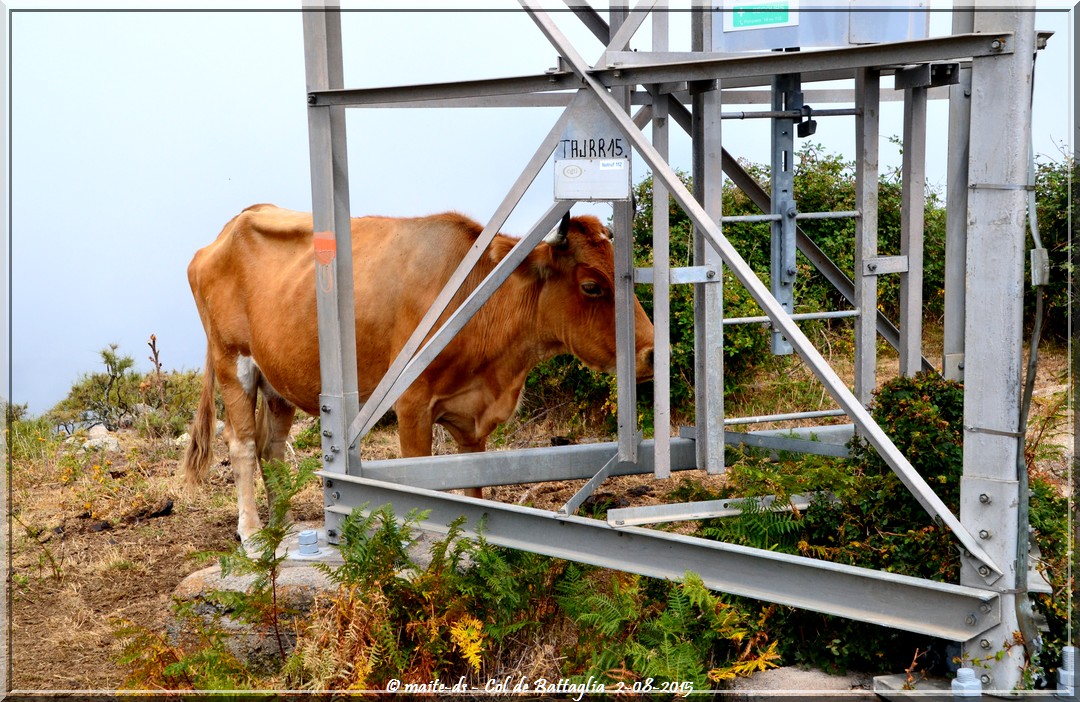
[[4, 1, 1074, 416]]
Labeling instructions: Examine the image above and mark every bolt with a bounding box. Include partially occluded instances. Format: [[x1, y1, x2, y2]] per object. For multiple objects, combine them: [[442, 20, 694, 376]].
[[327, 529, 337, 539], [990, 39, 1002, 50], [979, 493, 991, 504], [307, 93, 317, 105], [978, 566, 990, 576], [979, 529, 992, 540], [321, 404, 332, 413], [868, 263, 878, 272], [322, 429, 333, 438], [706, 269, 716, 279], [980, 674, 991, 686], [980, 639, 991, 649], [331, 445, 340, 453], [965, 615, 977, 626], [786, 267, 797, 276], [331, 491, 340, 501], [979, 602, 992, 614], [324, 479, 334, 488]]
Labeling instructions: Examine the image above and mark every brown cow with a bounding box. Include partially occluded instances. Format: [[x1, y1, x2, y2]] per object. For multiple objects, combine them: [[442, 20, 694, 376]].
[[182, 204, 654, 542]]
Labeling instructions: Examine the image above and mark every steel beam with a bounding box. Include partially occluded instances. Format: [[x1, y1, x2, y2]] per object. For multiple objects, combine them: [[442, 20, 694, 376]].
[[691, 7, 724, 475], [944, 10, 974, 382], [958, 8, 1035, 691], [353, 438, 698, 491], [303, 2, 361, 476], [853, 68, 880, 406], [321, 472, 1002, 643], [770, 73, 798, 356], [610, 6, 638, 466], [650, 7, 671, 480], [593, 32, 1013, 88], [899, 85, 927, 377], [520, 1, 1001, 578]]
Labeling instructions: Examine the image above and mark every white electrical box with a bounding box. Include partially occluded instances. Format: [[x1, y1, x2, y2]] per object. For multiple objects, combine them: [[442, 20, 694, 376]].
[[713, 1, 929, 53], [555, 158, 631, 201]]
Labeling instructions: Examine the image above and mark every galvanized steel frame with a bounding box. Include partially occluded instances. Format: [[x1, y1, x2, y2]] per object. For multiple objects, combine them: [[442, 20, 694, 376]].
[[301, 1, 1036, 663]]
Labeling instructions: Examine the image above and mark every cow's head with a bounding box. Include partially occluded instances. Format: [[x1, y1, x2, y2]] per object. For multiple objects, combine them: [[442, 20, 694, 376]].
[[511, 213, 654, 382]]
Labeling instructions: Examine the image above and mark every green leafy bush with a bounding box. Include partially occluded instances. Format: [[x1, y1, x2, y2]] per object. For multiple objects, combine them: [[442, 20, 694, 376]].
[[686, 371, 1070, 682]]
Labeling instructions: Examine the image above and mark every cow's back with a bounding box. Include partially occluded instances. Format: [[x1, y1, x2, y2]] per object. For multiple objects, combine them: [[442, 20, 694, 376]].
[[188, 204, 488, 416]]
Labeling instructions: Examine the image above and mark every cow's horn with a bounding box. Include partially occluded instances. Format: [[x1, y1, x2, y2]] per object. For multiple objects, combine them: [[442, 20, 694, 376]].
[[544, 211, 571, 247]]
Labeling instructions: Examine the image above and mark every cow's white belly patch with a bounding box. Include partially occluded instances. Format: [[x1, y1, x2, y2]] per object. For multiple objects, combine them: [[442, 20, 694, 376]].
[[236, 355, 260, 397]]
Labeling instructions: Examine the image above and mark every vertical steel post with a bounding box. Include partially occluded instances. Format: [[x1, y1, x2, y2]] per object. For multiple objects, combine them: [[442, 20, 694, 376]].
[[611, 3, 638, 466], [899, 85, 926, 377], [691, 7, 725, 474], [651, 9, 671, 480], [943, 9, 973, 382], [959, 8, 1035, 691], [853, 68, 880, 405], [303, 1, 362, 542], [770, 74, 798, 356]]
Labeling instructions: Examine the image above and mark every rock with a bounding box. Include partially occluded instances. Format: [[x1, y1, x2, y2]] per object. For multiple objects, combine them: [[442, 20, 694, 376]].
[[173, 433, 191, 448], [727, 666, 874, 692], [87, 424, 110, 439], [81, 436, 121, 454], [122, 498, 174, 523], [173, 526, 345, 674]]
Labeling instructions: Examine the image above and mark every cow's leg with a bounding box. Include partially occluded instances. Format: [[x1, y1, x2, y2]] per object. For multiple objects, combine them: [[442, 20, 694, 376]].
[[458, 442, 486, 499], [256, 392, 298, 523], [442, 422, 487, 499], [395, 391, 434, 458], [217, 356, 261, 543]]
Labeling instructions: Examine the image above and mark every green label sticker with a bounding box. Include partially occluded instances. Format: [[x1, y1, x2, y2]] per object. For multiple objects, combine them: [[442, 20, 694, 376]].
[[733, 4, 789, 28], [724, 1, 799, 32]]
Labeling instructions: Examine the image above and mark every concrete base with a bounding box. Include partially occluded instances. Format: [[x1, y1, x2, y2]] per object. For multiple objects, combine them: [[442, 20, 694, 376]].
[[873, 674, 959, 701]]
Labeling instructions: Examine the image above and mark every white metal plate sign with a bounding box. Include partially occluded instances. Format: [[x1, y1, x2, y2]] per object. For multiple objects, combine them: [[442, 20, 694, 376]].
[[555, 158, 631, 201], [554, 92, 631, 201]]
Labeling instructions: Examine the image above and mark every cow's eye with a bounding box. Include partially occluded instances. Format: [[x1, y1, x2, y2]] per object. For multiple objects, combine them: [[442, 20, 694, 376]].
[[581, 281, 603, 297]]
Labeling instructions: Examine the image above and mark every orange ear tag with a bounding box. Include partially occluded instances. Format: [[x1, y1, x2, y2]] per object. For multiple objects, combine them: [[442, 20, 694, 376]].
[[313, 231, 337, 265]]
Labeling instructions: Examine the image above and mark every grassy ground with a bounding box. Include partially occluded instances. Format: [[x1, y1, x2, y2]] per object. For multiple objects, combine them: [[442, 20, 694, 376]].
[[8, 338, 1071, 690]]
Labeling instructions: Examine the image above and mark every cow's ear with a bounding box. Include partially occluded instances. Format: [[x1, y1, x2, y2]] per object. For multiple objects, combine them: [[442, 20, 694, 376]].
[[489, 236, 553, 280]]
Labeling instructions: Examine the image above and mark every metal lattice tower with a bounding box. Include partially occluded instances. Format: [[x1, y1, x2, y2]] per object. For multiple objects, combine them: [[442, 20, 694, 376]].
[[301, 2, 1048, 691]]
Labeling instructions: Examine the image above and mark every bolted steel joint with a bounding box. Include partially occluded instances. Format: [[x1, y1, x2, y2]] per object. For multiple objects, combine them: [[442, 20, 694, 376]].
[[980, 639, 991, 649], [965, 614, 978, 626], [978, 529, 992, 540], [979, 493, 991, 504], [977, 565, 991, 577]]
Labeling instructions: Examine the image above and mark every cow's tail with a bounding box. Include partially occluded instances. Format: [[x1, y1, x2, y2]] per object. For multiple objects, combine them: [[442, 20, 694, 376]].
[[181, 347, 217, 490]]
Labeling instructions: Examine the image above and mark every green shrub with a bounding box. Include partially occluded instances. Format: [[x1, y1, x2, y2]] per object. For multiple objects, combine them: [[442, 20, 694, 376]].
[[686, 371, 1070, 683]]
